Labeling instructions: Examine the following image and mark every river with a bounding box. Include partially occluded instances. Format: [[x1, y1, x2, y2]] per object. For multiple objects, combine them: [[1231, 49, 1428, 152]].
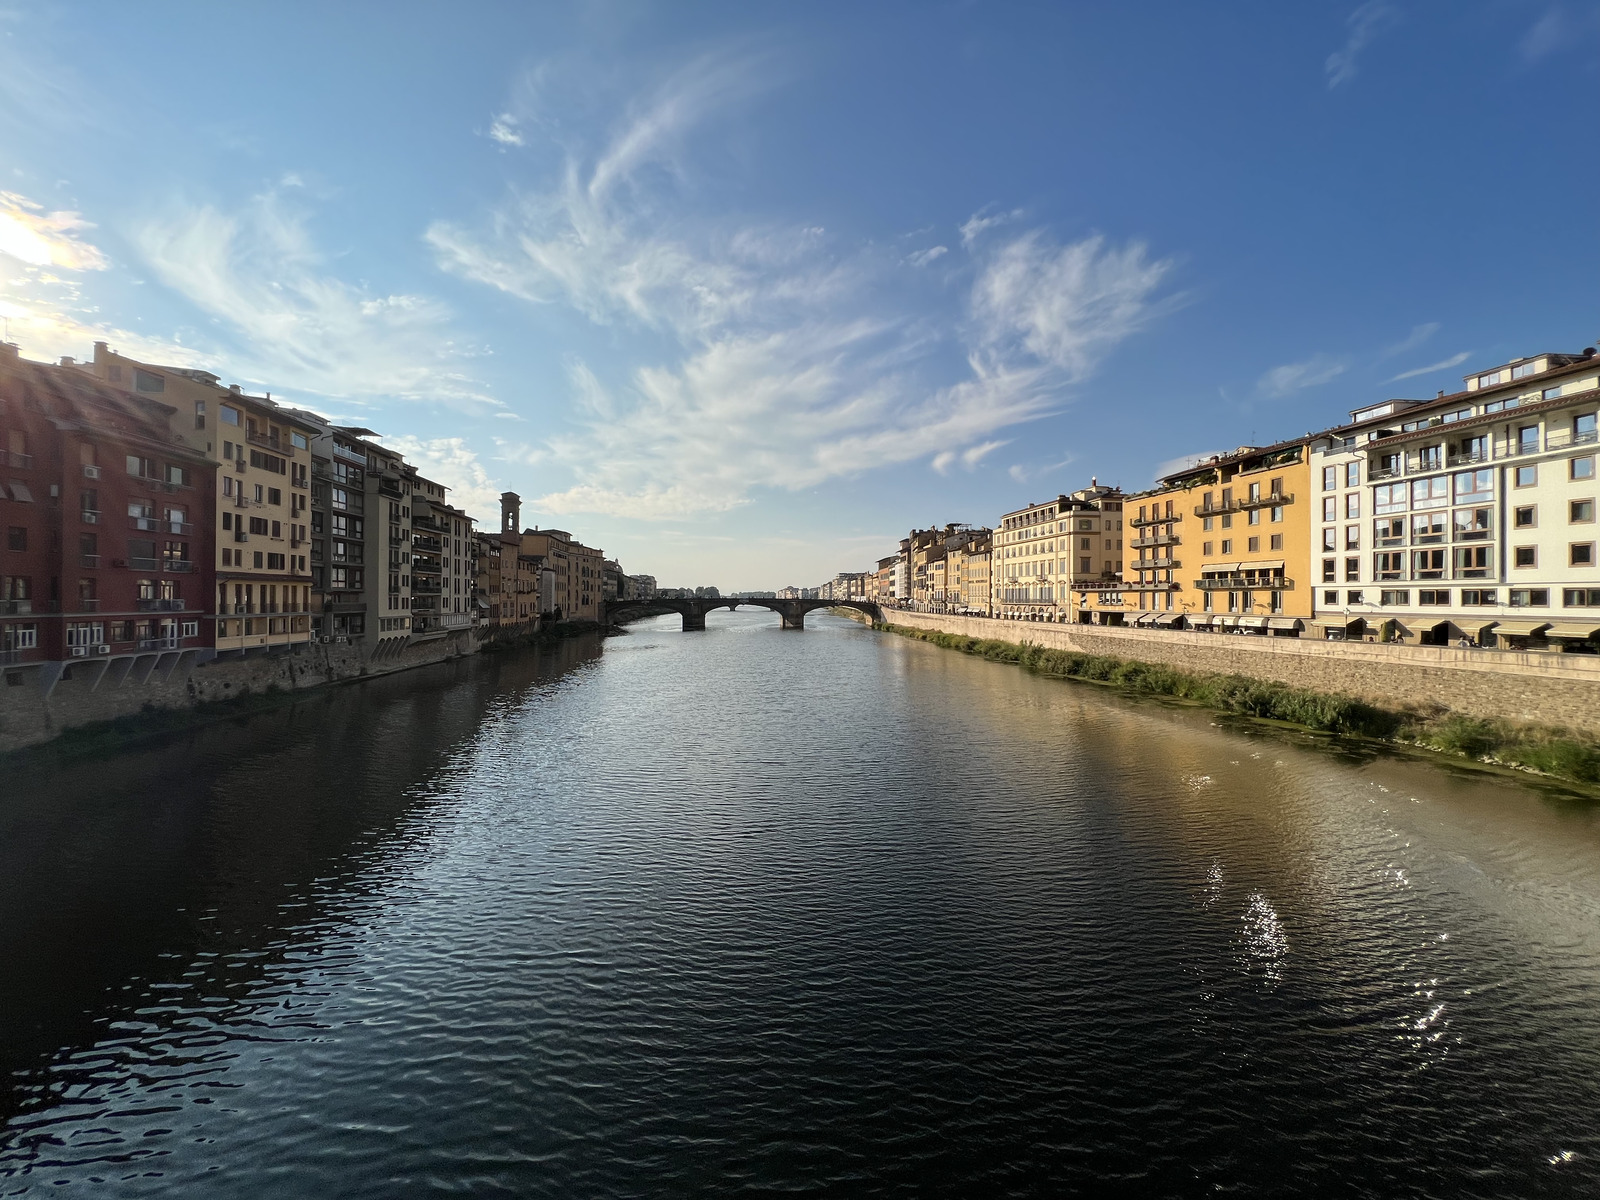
[[2, 609, 1598, 1197]]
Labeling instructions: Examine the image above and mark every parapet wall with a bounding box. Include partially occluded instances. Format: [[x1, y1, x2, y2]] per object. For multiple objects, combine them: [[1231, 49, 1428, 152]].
[[885, 611, 1600, 735], [0, 631, 478, 754]]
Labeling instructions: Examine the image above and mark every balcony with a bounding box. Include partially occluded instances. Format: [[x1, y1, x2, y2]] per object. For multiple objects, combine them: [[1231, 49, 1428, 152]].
[[0, 648, 24, 665], [332, 442, 367, 466], [1547, 428, 1600, 452], [164, 560, 194, 573], [129, 516, 160, 532], [137, 598, 187, 612], [413, 534, 443, 553], [1131, 533, 1180, 548], [246, 430, 282, 451], [1447, 449, 1489, 468], [389, 532, 409, 544], [6, 451, 32, 469], [234, 458, 246, 472], [1368, 465, 1402, 481], [127, 557, 160, 571], [80, 554, 101, 569], [1128, 512, 1181, 528], [1194, 575, 1294, 591], [1194, 493, 1291, 516], [1136, 557, 1181, 570], [138, 636, 181, 651], [0, 600, 33, 615], [167, 521, 194, 536], [81, 509, 100, 524], [77, 598, 100, 611], [378, 480, 404, 499]]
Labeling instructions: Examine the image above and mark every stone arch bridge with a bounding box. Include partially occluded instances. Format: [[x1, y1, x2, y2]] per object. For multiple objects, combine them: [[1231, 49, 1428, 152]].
[[606, 597, 883, 631]]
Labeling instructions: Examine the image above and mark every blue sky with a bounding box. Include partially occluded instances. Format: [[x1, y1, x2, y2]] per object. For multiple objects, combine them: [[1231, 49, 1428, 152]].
[[2, 2, 1597, 589]]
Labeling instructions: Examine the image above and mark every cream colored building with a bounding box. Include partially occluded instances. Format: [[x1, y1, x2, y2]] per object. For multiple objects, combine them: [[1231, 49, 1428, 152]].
[[996, 483, 1123, 621]]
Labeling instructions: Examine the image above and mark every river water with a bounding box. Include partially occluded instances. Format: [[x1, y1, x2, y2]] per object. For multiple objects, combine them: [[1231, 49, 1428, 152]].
[[2, 610, 1599, 1197]]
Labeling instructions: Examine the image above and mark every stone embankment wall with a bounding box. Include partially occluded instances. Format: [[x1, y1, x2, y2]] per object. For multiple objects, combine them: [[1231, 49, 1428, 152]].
[[0, 630, 481, 754], [885, 610, 1600, 735]]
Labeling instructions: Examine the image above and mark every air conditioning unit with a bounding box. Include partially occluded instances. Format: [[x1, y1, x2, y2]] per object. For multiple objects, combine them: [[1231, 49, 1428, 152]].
[[82, 464, 100, 479], [70, 646, 87, 657], [111, 558, 128, 568], [95, 644, 110, 655]]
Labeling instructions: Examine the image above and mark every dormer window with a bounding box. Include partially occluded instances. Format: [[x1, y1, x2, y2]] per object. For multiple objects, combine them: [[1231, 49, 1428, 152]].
[[1512, 362, 1539, 380], [1478, 370, 1503, 388]]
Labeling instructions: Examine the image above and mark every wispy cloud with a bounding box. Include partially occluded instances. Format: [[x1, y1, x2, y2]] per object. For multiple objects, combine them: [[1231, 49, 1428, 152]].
[[1387, 351, 1470, 382], [1326, 2, 1397, 89], [487, 113, 524, 147], [906, 244, 947, 267], [959, 206, 1023, 248], [134, 189, 493, 407], [384, 435, 503, 524], [0, 191, 109, 269], [433, 54, 1176, 519], [1380, 321, 1438, 359], [1256, 353, 1347, 397]]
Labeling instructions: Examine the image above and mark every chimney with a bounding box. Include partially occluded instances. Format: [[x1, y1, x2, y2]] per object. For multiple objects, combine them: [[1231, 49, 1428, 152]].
[[59, 355, 74, 366]]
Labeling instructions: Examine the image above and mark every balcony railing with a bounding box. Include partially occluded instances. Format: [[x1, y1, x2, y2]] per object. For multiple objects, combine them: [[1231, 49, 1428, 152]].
[[167, 521, 194, 536], [1447, 449, 1489, 467], [1135, 557, 1181, 569], [332, 442, 368, 465], [6, 451, 32, 469], [127, 557, 160, 571], [138, 636, 181, 651], [246, 430, 282, 451], [80, 554, 100, 569], [129, 516, 160, 531], [164, 560, 194, 573], [0, 648, 24, 665], [137, 598, 187, 612], [1368, 465, 1402, 481], [1131, 533, 1180, 548], [413, 535, 443, 552], [1194, 575, 1294, 591], [1194, 493, 1291, 516], [1547, 428, 1599, 451], [0, 600, 33, 615], [1128, 512, 1181, 528]]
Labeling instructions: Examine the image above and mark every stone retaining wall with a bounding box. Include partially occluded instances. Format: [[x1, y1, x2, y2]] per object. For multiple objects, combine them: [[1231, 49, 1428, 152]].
[[885, 610, 1600, 735]]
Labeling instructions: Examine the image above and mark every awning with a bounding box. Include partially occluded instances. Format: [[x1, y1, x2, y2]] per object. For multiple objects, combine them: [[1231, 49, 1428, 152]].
[[1545, 622, 1600, 639], [1188, 614, 1216, 627], [1134, 611, 1160, 626], [1240, 559, 1286, 570], [1311, 616, 1364, 631], [1267, 617, 1303, 631], [1217, 615, 1240, 628], [1154, 612, 1184, 627], [1490, 620, 1552, 638], [1237, 616, 1270, 629], [6, 481, 32, 502], [1204, 562, 1241, 573]]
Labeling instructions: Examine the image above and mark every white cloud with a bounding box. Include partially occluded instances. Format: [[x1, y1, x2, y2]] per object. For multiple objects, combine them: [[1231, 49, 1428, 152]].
[[488, 113, 525, 146], [959, 206, 1023, 247], [1381, 321, 1439, 359], [384, 435, 504, 524], [1326, 2, 1396, 89], [432, 54, 1175, 520], [133, 189, 493, 407], [1256, 353, 1347, 398], [1387, 351, 1470, 382], [0, 191, 109, 270], [906, 245, 948, 267], [1520, 8, 1568, 62]]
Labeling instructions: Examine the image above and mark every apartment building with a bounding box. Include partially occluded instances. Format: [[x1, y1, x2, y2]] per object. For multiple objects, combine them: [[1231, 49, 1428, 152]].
[[997, 483, 1123, 621], [410, 477, 473, 638], [1310, 349, 1600, 648], [302, 422, 376, 642], [945, 531, 991, 615], [519, 526, 603, 622], [1096, 445, 1310, 634], [1, 344, 216, 676], [74, 343, 314, 653], [368, 442, 415, 649]]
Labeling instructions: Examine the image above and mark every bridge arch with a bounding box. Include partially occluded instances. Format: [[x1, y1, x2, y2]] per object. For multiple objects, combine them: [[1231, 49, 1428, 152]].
[[605, 597, 882, 631]]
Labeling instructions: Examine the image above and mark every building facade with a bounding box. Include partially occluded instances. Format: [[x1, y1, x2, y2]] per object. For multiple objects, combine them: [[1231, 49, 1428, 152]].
[[998, 484, 1123, 621]]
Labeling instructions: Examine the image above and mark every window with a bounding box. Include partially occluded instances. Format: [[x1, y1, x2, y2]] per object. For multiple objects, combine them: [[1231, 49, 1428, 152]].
[[5, 527, 23, 551], [1322, 528, 1337, 551], [1454, 546, 1491, 577], [1347, 590, 1364, 604], [1515, 465, 1537, 487], [1518, 425, 1539, 454], [221, 405, 241, 426], [1509, 588, 1549, 607], [267, 487, 282, 506], [1573, 499, 1595, 524], [1515, 505, 1537, 528], [1572, 543, 1596, 567], [1411, 512, 1447, 543], [1346, 493, 1361, 519], [1202, 516, 1213, 531], [1323, 465, 1337, 491], [1375, 551, 1405, 580], [1220, 539, 1232, 555], [1270, 506, 1283, 523], [1345, 557, 1360, 582], [1247, 536, 1260, 553], [1512, 362, 1539, 380], [1323, 589, 1339, 605], [1412, 548, 1446, 579], [1514, 546, 1537, 568], [1453, 508, 1491, 540], [292, 431, 309, 450], [1375, 516, 1405, 545], [1412, 477, 1449, 508], [1454, 468, 1493, 502], [266, 553, 286, 570], [132, 368, 164, 393], [194, 400, 206, 430], [1248, 508, 1261, 526], [1380, 590, 1409, 606], [125, 455, 156, 478], [1322, 497, 1336, 522], [1221, 513, 1232, 528], [1419, 590, 1450, 605], [253, 552, 264, 568], [1564, 588, 1600, 607], [1572, 456, 1596, 481], [1345, 462, 1360, 488], [1345, 525, 1360, 550], [1202, 541, 1213, 556], [1461, 589, 1497, 606], [1478, 371, 1503, 388], [1270, 533, 1283, 551], [1374, 483, 1408, 515], [249, 517, 269, 535]]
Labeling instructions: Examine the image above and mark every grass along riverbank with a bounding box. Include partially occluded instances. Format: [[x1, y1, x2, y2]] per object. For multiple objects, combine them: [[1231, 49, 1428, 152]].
[[887, 624, 1600, 786]]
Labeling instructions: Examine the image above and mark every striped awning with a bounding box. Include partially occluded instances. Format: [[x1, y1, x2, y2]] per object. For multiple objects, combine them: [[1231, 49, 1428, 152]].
[[1545, 622, 1600, 640], [1489, 620, 1552, 638]]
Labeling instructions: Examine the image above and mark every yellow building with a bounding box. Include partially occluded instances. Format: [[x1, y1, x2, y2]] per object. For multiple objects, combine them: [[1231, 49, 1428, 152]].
[[996, 484, 1123, 621], [945, 531, 992, 615], [74, 342, 315, 652], [1111, 440, 1313, 634]]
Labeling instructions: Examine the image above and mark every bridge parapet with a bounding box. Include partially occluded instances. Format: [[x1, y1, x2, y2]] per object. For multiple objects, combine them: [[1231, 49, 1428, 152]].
[[606, 597, 882, 631]]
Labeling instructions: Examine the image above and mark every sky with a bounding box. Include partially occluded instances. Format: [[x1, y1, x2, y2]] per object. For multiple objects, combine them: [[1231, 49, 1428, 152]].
[[2, 2, 1598, 589]]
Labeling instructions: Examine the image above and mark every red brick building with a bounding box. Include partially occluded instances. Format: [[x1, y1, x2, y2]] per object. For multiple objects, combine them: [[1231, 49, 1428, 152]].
[[1, 343, 216, 683]]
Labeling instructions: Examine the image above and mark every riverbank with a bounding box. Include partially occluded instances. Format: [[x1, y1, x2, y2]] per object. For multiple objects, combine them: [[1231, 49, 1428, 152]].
[[886, 623, 1600, 786]]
